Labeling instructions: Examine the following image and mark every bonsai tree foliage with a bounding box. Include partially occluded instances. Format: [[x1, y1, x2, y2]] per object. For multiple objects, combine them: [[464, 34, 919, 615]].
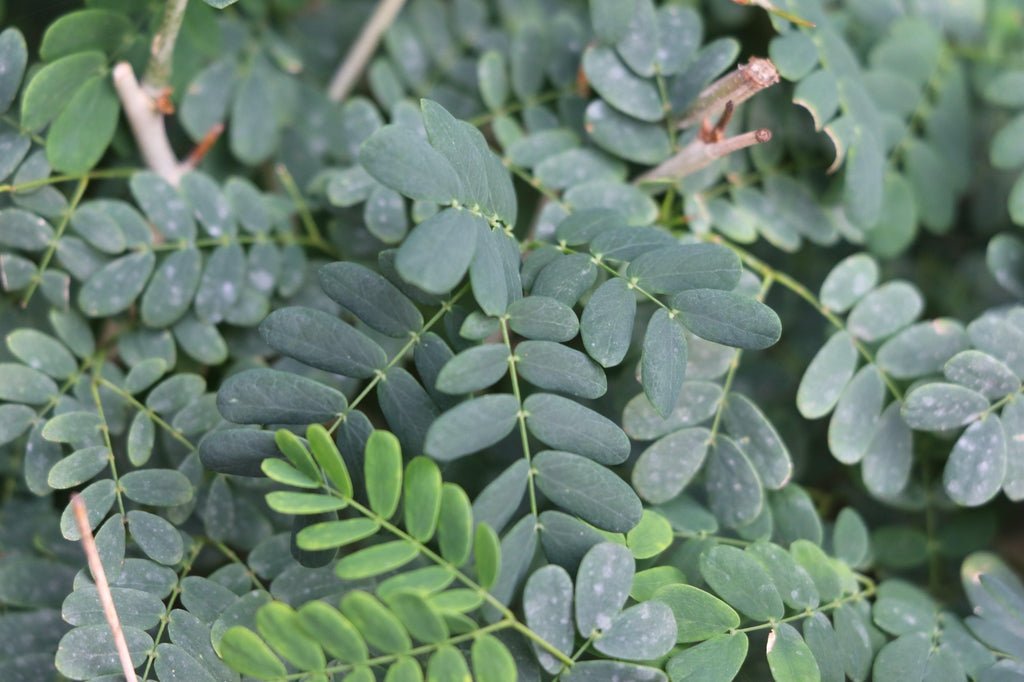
[[0, 0, 1023, 680]]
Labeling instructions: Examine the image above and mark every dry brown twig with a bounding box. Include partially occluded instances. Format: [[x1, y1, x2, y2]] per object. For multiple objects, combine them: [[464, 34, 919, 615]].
[[71, 494, 138, 682]]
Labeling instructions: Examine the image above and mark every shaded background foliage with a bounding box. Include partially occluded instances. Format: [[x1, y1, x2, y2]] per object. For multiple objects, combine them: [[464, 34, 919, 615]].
[[0, 0, 1023, 680]]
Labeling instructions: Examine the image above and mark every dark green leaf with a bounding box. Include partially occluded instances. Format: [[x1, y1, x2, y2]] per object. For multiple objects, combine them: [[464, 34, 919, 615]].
[[217, 368, 346, 424], [523, 565, 574, 673], [259, 306, 386, 379], [700, 544, 783, 621], [534, 451, 642, 532], [361, 124, 462, 203], [507, 296, 579, 343], [424, 395, 518, 461], [524, 393, 629, 465], [395, 208, 482, 294], [77, 251, 155, 317], [516, 340, 607, 399], [642, 308, 689, 418], [633, 427, 711, 504], [319, 262, 422, 338], [673, 289, 782, 350], [435, 344, 509, 395], [575, 542, 634, 635]]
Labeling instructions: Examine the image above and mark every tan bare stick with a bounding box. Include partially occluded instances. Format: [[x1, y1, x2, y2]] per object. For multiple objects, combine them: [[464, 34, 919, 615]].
[[71, 494, 138, 682], [328, 0, 407, 103]]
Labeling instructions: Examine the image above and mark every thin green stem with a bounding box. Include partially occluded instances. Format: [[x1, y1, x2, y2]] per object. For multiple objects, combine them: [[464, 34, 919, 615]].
[[506, 162, 566, 206], [275, 163, 338, 258], [707, 275, 774, 443], [21, 177, 89, 307], [0, 167, 138, 194], [90, 364, 127, 518], [209, 538, 267, 590], [500, 317, 539, 518], [706, 235, 904, 401], [922, 456, 942, 596], [140, 540, 205, 680], [98, 378, 196, 452], [733, 585, 876, 634], [327, 285, 470, 434], [655, 71, 677, 148], [467, 89, 573, 127]]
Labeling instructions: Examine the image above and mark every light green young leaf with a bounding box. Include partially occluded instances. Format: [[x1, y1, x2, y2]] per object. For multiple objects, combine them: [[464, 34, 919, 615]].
[[365, 430, 403, 520]]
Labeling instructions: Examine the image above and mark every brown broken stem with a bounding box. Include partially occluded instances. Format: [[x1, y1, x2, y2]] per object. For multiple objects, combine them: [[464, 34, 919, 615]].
[[677, 57, 780, 130], [72, 494, 138, 682], [328, 0, 407, 102], [635, 128, 772, 187], [184, 123, 225, 169], [112, 63, 186, 185]]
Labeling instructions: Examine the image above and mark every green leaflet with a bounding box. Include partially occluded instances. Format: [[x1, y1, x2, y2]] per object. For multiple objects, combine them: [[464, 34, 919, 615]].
[[534, 451, 642, 532], [673, 289, 782, 350], [320, 261, 423, 338], [259, 306, 386, 379], [767, 623, 822, 682], [424, 394, 519, 461], [217, 368, 347, 425], [395, 208, 483, 294], [641, 309, 688, 418], [524, 393, 630, 465], [523, 565, 574, 673], [575, 542, 634, 635], [516, 340, 607, 399], [700, 545, 784, 621], [797, 331, 858, 420]]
